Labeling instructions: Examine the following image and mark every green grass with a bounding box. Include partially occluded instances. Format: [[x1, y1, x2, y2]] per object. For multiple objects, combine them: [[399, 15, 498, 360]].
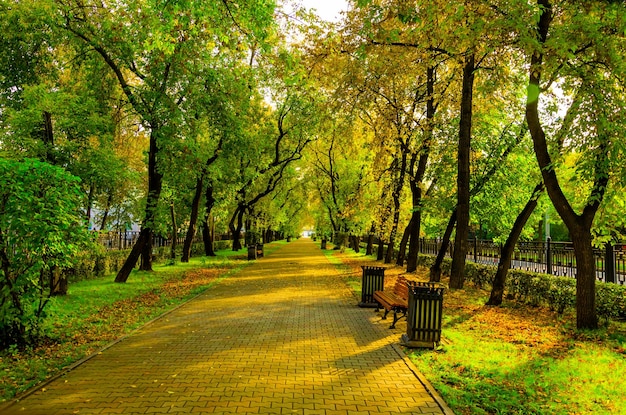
[[409, 331, 626, 415], [0, 247, 253, 403], [329, 248, 626, 415]]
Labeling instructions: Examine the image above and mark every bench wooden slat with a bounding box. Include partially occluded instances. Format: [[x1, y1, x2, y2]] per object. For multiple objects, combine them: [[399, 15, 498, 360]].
[[372, 276, 411, 329]]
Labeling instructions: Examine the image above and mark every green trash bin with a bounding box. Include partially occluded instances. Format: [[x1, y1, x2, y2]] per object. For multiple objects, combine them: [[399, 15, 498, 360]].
[[401, 281, 444, 348], [359, 266, 385, 308]]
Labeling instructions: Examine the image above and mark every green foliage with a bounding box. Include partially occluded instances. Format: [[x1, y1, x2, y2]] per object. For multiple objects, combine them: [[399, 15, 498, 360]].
[[0, 158, 91, 347], [596, 283, 626, 323]]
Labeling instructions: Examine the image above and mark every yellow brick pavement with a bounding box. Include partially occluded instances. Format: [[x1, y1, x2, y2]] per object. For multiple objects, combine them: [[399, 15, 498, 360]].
[[1, 238, 454, 415]]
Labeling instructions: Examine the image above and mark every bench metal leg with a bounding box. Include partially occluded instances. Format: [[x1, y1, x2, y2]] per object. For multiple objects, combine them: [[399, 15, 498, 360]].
[[389, 309, 407, 329], [381, 309, 390, 320]]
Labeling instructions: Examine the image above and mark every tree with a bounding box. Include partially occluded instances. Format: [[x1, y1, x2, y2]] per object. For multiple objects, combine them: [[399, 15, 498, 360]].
[[0, 159, 91, 347], [308, 120, 374, 248], [223, 47, 319, 250], [47, 0, 276, 282], [524, 0, 626, 329]]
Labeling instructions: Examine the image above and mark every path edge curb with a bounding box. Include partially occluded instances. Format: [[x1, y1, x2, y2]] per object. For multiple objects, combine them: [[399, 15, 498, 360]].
[[391, 343, 457, 415]]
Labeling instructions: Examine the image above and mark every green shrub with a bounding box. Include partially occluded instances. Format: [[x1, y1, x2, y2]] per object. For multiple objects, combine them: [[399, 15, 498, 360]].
[[0, 159, 91, 347], [596, 282, 626, 322]]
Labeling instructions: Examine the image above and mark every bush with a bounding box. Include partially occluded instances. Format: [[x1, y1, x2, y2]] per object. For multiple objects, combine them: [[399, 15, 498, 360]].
[[0, 159, 91, 347], [63, 242, 224, 283]]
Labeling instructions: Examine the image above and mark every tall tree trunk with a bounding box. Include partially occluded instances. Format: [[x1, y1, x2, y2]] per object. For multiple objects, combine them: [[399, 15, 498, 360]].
[[116, 129, 163, 282], [115, 228, 148, 282], [40, 111, 68, 295], [203, 184, 216, 256], [408, 65, 435, 273], [230, 206, 245, 251], [86, 183, 95, 228], [352, 235, 360, 253], [525, 0, 606, 329], [366, 224, 375, 255], [487, 183, 544, 305], [430, 209, 457, 282], [202, 218, 216, 257], [366, 235, 374, 256], [182, 176, 204, 262], [377, 236, 385, 260], [449, 52, 476, 289], [49, 267, 67, 296], [571, 230, 597, 328], [100, 193, 112, 230], [170, 202, 177, 260], [386, 153, 407, 264], [396, 220, 412, 266], [42, 111, 56, 164]]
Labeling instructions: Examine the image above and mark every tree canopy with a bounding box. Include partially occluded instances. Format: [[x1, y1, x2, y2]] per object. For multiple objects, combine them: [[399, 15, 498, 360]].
[[1, 0, 625, 335]]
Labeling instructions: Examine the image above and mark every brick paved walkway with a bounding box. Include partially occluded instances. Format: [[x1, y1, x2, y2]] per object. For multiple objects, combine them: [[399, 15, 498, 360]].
[[2, 238, 453, 415]]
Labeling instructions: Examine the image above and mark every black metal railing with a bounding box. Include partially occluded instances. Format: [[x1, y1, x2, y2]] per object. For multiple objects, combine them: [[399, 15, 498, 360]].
[[418, 237, 625, 285], [94, 231, 211, 251]]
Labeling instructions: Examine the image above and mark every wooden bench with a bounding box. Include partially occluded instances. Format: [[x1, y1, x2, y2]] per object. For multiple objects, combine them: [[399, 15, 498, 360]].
[[373, 276, 410, 329]]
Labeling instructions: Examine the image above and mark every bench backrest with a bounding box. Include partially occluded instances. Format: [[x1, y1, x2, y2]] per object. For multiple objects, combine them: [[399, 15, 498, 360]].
[[393, 276, 410, 301]]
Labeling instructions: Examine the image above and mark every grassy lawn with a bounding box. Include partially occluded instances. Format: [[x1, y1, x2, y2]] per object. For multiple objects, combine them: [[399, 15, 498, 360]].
[[327, 247, 626, 415], [0, 245, 284, 403]]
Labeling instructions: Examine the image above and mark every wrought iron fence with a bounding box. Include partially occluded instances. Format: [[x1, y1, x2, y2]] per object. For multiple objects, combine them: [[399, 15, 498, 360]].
[[418, 238, 625, 285], [94, 231, 216, 251]]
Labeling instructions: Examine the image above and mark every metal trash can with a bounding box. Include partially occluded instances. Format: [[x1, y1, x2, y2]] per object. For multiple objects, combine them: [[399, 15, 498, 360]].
[[321, 238, 327, 250], [401, 282, 444, 348], [359, 266, 385, 308], [256, 243, 264, 258], [247, 245, 257, 260]]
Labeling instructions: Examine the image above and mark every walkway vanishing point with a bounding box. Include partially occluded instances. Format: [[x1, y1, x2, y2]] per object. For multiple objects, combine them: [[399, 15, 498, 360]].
[[2, 238, 454, 415]]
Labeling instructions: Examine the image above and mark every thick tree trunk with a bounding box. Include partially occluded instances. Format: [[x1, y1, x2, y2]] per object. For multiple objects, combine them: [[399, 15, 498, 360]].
[[182, 176, 204, 262], [386, 153, 407, 264], [115, 228, 148, 282], [100, 193, 112, 230], [571, 231, 598, 328], [230, 207, 245, 251], [202, 217, 216, 257], [377, 237, 385, 261], [430, 209, 457, 282], [408, 65, 435, 273], [525, 0, 604, 329], [396, 219, 412, 266], [449, 53, 475, 290], [406, 211, 421, 272], [366, 224, 375, 255], [170, 203, 177, 260], [116, 129, 162, 282], [203, 184, 216, 256], [487, 183, 544, 305], [86, 183, 95, 227]]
